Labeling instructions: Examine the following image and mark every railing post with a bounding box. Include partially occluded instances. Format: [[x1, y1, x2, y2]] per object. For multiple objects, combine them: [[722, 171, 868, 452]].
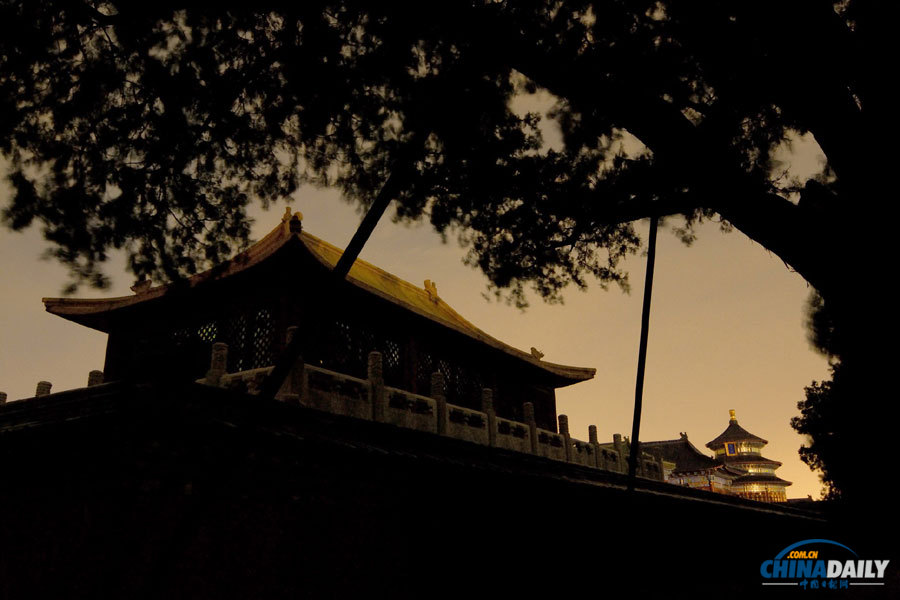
[[431, 372, 447, 435], [205, 343, 228, 386], [481, 389, 496, 447], [368, 351, 385, 422], [35, 381, 52, 397], [558, 414, 572, 462], [613, 433, 626, 473], [523, 402, 538, 454], [87, 370, 104, 387], [589, 425, 601, 468]]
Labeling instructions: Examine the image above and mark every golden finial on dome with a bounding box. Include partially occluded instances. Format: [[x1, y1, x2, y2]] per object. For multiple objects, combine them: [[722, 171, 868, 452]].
[[729, 409, 737, 422]]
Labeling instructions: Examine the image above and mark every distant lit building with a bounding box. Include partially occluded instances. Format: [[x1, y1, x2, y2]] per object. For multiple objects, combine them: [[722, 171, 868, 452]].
[[640, 411, 792, 502], [705, 410, 791, 502]]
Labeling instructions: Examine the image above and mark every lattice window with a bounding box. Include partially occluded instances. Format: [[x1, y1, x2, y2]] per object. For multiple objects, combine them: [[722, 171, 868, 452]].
[[146, 305, 274, 376], [221, 309, 274, 372], [170, 326, 193, 344], [223, 314, 249, 372], [314, 320, 403, 384], [412, 349, 483, 407], [434, 356, 482, 409], [197, 322, 218, 343], [453, 365, 484, 409], [250, 308, 275, 369], [340, 321, 369, 378], [380, 337, 403, 386], [316, 321, 367, 379], [416, 350, 434, 395], [437, 358, 453, 394]]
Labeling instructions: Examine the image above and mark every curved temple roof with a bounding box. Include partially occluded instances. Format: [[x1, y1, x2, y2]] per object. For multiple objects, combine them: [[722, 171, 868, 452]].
[[641, 437, 721, 473], [706, 418, 768, 449], [44, 213, 596, 385], [723, 454, 782, 467]]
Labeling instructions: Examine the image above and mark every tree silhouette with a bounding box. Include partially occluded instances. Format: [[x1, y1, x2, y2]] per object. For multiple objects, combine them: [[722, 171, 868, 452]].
[[0, 2, 891, 502], [792, 292, 845, 499]]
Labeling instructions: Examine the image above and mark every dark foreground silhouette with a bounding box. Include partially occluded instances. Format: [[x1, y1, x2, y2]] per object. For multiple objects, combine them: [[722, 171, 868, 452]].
[[2, 381, 894, 599]]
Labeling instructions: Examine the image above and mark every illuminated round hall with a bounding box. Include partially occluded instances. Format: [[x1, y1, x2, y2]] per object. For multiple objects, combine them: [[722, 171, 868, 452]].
[[706, 410, 792, 502]]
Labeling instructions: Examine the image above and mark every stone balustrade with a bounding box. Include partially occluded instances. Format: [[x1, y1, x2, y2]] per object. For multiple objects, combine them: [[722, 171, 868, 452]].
[[0, 340, 663, 480], [195, 338, 664, 479], [0, 369, 107, 407]]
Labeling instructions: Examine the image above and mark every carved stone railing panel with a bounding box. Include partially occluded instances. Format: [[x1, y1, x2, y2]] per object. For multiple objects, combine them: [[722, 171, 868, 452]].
[[383, 387, 437, 433], [303, 366, 371, 420], [599, 449, 623, 473], [443, 404, 489, 446], [494, 417, 531, 453], [220, 366, 274, 394], [569, 439, 597, 468], [534, 428, 567, 461]]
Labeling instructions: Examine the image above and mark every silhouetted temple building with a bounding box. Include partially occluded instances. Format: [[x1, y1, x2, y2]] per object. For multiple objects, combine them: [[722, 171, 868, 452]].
[[43, 209, 594, 433], [705, 409, 791, 502], [641, 433, 743, 494], [37, 211, 791, 497]]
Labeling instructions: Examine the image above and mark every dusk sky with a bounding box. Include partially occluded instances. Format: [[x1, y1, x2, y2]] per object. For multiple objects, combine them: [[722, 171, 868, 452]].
[[0, 96, 832, 499]]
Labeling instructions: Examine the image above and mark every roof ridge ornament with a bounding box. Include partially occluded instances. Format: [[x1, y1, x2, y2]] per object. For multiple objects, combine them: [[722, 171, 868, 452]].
[[281, 206, 303, 233], [729, 409, 737, 422], [130, 278, 152, 295], [424, 279, 439, 303], [530, 347, 544, 360]]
